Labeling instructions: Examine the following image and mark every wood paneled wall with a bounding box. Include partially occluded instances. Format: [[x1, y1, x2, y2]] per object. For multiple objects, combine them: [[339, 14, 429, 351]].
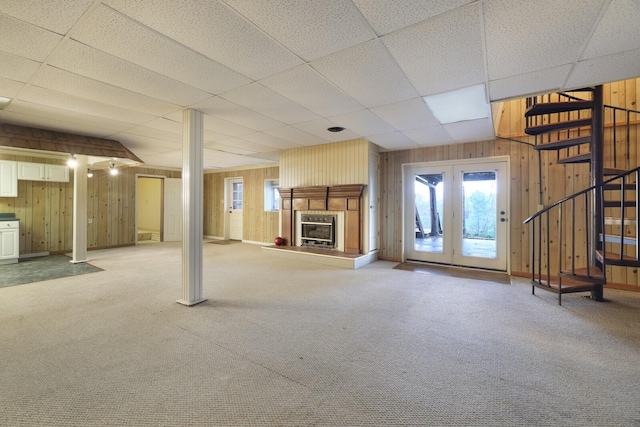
[[203, 166, 279, 243], [0, 151, 180, 255], [279, 138, 369, 187], [379, 78, 640, 290]]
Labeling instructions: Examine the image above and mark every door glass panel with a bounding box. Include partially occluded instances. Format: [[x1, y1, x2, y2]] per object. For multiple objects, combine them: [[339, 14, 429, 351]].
[[232, 182, 243, 209], [414, 173, 444, 254], [461, 171, 496, 258]]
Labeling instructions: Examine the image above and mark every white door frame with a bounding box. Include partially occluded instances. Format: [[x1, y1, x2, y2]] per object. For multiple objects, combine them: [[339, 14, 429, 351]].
[[402, 156, 510, 273], [224, 177, 243, 241]]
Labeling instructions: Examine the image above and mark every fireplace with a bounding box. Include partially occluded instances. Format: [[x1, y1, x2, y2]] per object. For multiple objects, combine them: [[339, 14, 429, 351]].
[[300, 214, 335, 249]]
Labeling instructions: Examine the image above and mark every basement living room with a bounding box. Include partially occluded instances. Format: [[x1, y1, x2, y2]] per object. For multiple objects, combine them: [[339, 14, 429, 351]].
[[2, 1, 640, 426]]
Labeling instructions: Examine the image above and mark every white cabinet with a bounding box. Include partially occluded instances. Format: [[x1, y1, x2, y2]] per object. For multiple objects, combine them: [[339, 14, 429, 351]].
[[0, 160, 18, 197], [0, 220, 19, 265], [17, 161, 69, 182]]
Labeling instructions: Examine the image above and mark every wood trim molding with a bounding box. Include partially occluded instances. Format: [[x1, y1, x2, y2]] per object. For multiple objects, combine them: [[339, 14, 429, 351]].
[[277, 185, 366, 254]]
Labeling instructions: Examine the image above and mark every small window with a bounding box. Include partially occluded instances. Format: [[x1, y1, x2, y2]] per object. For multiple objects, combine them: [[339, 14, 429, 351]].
[[264, 179, 280, 211]]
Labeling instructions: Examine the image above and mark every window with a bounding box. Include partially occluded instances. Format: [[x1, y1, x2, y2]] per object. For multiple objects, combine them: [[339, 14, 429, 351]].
[[264, 179, 280, 211]]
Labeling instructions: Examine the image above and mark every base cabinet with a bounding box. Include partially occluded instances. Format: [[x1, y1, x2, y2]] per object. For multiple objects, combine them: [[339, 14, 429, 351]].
[[0, 220, 19, 265]]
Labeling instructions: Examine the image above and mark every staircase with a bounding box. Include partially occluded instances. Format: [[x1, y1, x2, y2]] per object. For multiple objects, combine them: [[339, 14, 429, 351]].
[[523, 85, 640, 304]]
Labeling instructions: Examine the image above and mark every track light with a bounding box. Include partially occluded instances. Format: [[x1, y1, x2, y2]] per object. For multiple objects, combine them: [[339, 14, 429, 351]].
[[109, 163, 118, 176], [67, 155, 77, 168], [87, 168, 93, 178]]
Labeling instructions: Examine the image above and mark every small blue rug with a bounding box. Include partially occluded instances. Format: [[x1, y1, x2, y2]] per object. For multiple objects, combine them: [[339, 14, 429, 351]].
[[0, 255, 103, 288]]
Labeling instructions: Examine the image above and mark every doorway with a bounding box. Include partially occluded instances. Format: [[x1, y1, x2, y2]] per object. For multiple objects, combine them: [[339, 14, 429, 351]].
[[137, 177, 162, 243], [404, 158, 509, 271], [224, 177, 243, 241]]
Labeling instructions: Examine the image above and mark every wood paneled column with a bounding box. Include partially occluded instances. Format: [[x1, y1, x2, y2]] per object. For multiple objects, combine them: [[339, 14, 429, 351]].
[[71, 155, 88, 263], [177, 109, 206, 307]]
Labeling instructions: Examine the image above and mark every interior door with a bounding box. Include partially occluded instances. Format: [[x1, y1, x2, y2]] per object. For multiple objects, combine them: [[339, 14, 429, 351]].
[[163, 178, 182, 242], [405, 159, 508, 271], [228, 178, 243, 241]]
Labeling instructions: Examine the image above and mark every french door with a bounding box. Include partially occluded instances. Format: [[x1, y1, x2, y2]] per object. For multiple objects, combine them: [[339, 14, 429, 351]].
[[404, 158, 509, 271]]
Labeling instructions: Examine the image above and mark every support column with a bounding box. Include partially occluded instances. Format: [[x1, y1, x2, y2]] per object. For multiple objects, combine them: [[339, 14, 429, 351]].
[[71, 155, 88, 263], [177, 109, 207, 306], [591, 85, 604, 302]]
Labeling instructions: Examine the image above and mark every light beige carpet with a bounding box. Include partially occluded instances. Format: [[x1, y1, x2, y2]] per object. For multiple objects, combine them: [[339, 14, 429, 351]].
[[1, 242, 639, 426]]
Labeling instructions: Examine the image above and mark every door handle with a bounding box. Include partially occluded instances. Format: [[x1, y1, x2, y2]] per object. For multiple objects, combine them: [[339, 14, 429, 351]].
[[500, 218, 508, 222]]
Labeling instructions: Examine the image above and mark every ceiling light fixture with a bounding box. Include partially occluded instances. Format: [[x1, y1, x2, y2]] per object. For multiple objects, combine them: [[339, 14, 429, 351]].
[[423, 84, 490, 124], [87, 169, 93, 178], [67, 155, 78, 168], [0, 96, 11, 110], [327, 126, 345, 132], [109, 163, 118, 176]]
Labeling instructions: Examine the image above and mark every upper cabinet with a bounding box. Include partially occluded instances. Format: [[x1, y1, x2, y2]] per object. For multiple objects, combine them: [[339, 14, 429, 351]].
[[0, 160, 18, 197], [17, 161, 69, 182]]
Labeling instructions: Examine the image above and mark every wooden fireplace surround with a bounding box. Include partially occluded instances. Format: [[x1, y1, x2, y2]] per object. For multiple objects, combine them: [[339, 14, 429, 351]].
[[277, 184, 366, 254]]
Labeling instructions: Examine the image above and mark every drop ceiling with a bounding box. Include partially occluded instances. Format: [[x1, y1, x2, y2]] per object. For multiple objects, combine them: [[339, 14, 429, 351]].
[[0, 0, 639, 170]]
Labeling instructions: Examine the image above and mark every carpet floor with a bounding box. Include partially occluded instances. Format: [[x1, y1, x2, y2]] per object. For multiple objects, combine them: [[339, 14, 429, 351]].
[[0, 255, 103, 288], [0, 242, 639, 426]]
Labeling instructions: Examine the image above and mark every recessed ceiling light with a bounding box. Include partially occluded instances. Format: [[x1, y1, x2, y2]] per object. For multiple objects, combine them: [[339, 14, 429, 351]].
[[0, 96, 11, 110], [423, 84, 490, 124], [327, 126, 345, 132]]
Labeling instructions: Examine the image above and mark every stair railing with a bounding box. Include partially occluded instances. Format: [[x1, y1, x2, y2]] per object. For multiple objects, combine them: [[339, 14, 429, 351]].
[[524, 166, 640, 291]]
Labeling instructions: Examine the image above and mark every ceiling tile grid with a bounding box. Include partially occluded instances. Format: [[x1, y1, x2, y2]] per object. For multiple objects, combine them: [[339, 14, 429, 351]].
[[222, 0, 376, 61], [0, 14, 63, 62], [311, 39, 419, 108], [352, 0, 474, 36], [483, 0, 607, 81], [72, 5, 251, 95], [370, 98, 440, 131], [264, 126, 328, 147], [0, 77, 25, 99], [329, 109, 396, 136], [189, 96, 285, 132], [567, 47, 640, 89], [259, 65, 364, 117], [0, 51, 40, 83], [382, 3, 485, 96], [0, 0, 94, 35], [104, 0, 303, 80], [581, 0, 640, 60], [403, 125, 453, 147], [366, 132, 420, 151], [489, 65, 573, 101], [293, 119, 361, 143]]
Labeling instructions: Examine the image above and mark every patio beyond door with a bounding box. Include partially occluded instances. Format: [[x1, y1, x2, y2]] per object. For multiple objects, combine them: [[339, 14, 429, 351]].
[[404, 159, 508, 271]]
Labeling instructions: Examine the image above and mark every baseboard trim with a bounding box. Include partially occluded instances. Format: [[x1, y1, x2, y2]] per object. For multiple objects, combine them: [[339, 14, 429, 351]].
[[242, 239, 273, 246]]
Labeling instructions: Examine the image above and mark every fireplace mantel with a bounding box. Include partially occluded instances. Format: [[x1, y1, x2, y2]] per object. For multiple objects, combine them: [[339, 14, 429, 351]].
[[277, 184, 365, 254]]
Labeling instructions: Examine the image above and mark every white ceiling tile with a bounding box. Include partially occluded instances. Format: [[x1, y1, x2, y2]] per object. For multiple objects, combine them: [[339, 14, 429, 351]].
[[484, 0, 606, 81], [20, 86, 158, 125], [371, 98, 439, 130], [329, 109, 395, 136], [366, 132, 420, 151], [4, 100, 133, 136], [216, 137, 277, 153], [223, 0, 375, 61], [566, 48, 640, 90], [144, 117, 182, 134], [264, 126, 326, 147], [383, 4, 485, 96], [119, 125, 181, 143], [203, 142, 256, 156], [31, 66, 180, 117], [73, 5, 251, 94], [582, 0, 640, 60], [443, 118, 495, 142], [221, 83, 320, 125], [104, 0, 303, 80], [203, 115, 256, 137], [247, 151, 280, 162], [0, 0, 94, 34], [0, 14, 62, 62], [260, 65, 364, 117], [190, 96, 285, 131], [311, 40, 418, 108], [0, 110, 111, 139], [0, 52, 40, 83], [489, 65, 572, 101], [353, 0, 474, 36], [0, 77, 26, 98], [293, 119, 360, 143], [115, 133, 182, 151], [238, 132, 303, 150], [49, 40, 212, 106], [403, 125, 453, 146]]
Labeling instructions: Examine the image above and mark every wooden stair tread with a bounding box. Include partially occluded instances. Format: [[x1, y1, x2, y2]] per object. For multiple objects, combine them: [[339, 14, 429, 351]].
[[525, 101, 593, 117], [560, 266, 605, 281], [604, 217, 637, 226], [557, 153, 591, 164], [603, 200, 636, 208], [602, 183, 636, 191], [525, 118, 592, 135], [534, 136, 591, 151], [595, 250, 640, 267], [532, 279, 601, 293], [604, 167, 628, 175]]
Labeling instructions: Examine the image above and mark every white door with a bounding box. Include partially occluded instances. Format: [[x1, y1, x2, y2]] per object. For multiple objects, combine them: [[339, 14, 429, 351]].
[[404, 159, 509, 271], [163, 178, 182, 242], [368, 151, 379, 252], [228, 178, 243, 241]]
